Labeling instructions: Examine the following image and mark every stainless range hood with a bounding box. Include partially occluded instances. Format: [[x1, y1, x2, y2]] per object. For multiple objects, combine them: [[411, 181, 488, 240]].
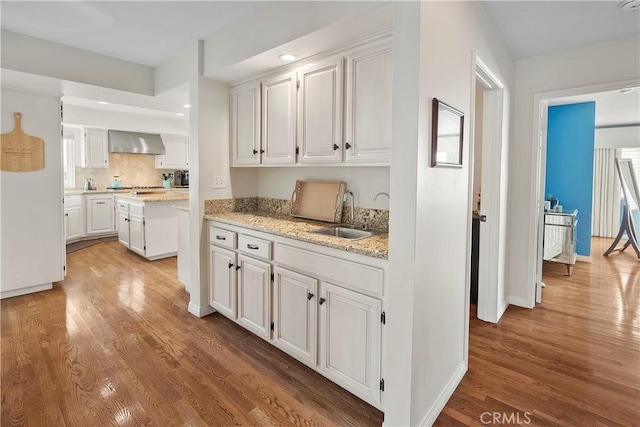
[[108, 130, 165, 155]]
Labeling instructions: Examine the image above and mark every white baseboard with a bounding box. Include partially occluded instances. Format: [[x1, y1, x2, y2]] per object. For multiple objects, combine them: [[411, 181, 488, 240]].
[[419, 361, 467, 426], [1, 283, 52, 299], [508, 295, 532, 308], [188, 302, 215, 318], [497, 298, 509, 321]]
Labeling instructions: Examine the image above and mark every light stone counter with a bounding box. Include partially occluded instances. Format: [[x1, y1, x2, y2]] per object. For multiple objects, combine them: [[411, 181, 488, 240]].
[[205, 211, 388, 260], [117, 192, 189, 203], [64, 189, 130, 195]]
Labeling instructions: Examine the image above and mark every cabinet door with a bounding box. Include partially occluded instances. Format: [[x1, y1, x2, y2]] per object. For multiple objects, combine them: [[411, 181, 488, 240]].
[[319, 282, 382, 405], [82, 128, 109, 168], [345, 46, 392, 164], [209, 245, 237, 319], [65, 206, 83, 241], [231, 81, 261, 166], [237, 254, 271, 339], [262, 71, 296, 165], [117, 211, 130, 247], [162, 136, 189, 169], [297, 56, 343, 164], [273, 267, 318, 367], [128, 214, 145, 256], [86, 196, 114, 235]]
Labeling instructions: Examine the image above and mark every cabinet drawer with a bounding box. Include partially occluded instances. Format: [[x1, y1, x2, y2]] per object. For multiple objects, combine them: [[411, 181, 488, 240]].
[[65, 195, 82, 208], [238, 234, 272, 260], [117, 200, 129, 212], [210, 227, 236, 249], [129, 203, 144, 215], [275, 243, 383, 297]]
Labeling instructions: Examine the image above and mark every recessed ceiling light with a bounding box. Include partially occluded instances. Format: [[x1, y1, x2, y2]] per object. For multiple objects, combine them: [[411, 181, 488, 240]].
[[98, 101, 109, 105], [176, 113, 185, 116], [279, 54, 296, 62], [618, 0, 640, 11], [183, 104, 190, 108]]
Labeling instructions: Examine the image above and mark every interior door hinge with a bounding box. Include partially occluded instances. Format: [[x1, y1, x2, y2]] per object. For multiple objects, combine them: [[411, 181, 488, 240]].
[[381, 311, 386, 325], [270, 272, 274, 282], [380, 379, 385, 392], [270, 322, 274, 331]]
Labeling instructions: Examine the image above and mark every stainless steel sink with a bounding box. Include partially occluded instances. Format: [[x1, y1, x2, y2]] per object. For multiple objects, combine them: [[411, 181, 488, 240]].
[[311, 226, 374, 240]]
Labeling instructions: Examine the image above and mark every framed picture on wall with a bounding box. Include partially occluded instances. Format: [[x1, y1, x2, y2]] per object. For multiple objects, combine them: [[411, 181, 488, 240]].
[[431, 98, 464, 168]]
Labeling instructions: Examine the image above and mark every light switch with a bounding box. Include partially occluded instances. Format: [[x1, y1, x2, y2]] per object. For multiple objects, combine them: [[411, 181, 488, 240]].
[[213, 175, 226, 189]]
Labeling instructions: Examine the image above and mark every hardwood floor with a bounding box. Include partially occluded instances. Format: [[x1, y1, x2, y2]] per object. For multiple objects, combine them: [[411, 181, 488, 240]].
[[436, 237, 640, 426], [1, 241, 383, 426], [3, 237, 638, 426]]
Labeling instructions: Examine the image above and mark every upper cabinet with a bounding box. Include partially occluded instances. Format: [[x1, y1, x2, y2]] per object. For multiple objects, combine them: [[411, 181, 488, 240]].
[[262, 71, 297, 165], [231, 81, 261, 166], [155, 135, 189, 169], [230, 36, 392, 167], [297, 56, 343, 164], [81, 128, 109, 168], [345, 45, 392, 164]]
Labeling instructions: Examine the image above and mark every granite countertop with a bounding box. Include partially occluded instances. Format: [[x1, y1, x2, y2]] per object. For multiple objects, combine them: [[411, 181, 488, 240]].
[[65, 189, 130, 195], [116, 192, 189, 203], [205, 211, 388, 260]]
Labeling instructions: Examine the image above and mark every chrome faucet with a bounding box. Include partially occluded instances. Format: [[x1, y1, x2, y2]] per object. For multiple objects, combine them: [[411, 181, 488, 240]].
[[374, 192, 390, 201], [343, 190, 355, 226]]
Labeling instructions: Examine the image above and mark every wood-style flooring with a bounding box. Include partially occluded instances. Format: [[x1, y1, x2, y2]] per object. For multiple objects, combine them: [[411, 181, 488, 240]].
[[1, 241, 383, 426], [436, 237, 640, 426], [2, 237, 638, 426]]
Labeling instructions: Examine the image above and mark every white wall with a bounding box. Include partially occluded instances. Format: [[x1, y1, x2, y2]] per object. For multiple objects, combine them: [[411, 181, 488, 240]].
[[1, 88, 64, 298], [1, 30, 154, 96], [595, 126, 640, 149], [508, 38, 640, 307], [63, 105, 188, 135], [386, 2, 514, 425], [257, 167, 390, 210]]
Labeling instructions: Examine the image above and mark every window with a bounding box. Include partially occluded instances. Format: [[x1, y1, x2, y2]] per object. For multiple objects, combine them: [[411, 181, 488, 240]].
[[62, 126, 81, 189], [620, 147, 640, 209]]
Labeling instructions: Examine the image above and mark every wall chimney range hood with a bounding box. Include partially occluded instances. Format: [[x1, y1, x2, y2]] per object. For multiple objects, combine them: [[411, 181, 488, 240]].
[[108, 130, 165, 155]]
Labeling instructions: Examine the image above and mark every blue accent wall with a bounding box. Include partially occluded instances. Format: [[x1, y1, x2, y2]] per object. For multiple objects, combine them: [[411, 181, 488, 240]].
[[545, 102, 596, 256]]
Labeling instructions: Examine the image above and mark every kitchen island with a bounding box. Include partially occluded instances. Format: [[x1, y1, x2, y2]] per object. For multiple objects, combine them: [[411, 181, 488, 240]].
[[115, 190, 188, 260]]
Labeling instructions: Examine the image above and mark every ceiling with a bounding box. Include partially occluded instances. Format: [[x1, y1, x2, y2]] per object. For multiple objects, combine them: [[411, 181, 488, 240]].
[[1, 1, 638, 118], [481, 0, 640, 59]]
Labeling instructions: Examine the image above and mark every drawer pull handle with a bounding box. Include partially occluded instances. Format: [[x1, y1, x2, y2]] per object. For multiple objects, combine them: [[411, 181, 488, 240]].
[[216, 236, 226, 240], [307, 292, 314, 301], [247, 244, 259, 250], [96, 202, 106, 205], [228, 262, 234, 269], [319, 297, 326, 305]]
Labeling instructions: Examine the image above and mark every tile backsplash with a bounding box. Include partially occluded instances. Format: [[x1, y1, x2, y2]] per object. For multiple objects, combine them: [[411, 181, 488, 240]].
[[75, 153, 173, 189]]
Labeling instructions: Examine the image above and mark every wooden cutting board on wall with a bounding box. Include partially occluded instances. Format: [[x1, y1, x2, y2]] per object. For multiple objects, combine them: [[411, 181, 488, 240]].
[[1, 112, 45, 172], [291, 180, 347, 223]]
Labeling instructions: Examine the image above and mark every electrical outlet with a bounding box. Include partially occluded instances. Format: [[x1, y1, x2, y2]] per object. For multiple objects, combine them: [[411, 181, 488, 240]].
[[213, 175, 226, 189]]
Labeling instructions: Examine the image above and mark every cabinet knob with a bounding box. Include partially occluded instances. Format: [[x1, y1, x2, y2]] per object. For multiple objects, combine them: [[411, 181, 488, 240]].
[[253, 149, 258, 155], [319, 297, 326, 305], [228, 262, 234, 269], [345, 142, 352, 150], [260, 149, 265, 154], [307, 292, 314, 301], [235, 265, 241, 271], [65, 213, 69, 217], [333, 143, 339, 151]]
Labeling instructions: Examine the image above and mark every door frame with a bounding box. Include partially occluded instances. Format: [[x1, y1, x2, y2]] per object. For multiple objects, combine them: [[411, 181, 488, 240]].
[[526, 79, 640, 307]]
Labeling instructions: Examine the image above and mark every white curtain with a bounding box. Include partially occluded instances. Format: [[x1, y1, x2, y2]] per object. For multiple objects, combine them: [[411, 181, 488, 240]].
[[592, 148, 621, 237]]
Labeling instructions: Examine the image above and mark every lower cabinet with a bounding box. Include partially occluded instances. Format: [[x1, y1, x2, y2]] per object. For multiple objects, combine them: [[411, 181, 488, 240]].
[[207, 221, 386, 409], [128, 214, 145, 256], [85, 194, 115, 235], [117, 210, 130, 247], [237, 255, 271, 339], [64, 195, 84, 242], [319, 281, 382, 405]]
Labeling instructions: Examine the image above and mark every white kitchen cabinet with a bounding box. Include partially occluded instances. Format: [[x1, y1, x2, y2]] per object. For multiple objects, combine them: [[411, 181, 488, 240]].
[[273, 267, 318, 367], [81, 128, 109, 168], [231, 81, 261, 166], [237, 254, 271, 339], [209, 245, 237, 319], [155, 135, 189, 169], [345, 45, 392, 164], [117, 211, 130, 247], [128, 214, 145, 256], [297, 56, 344, 164], [64, 195, 84, 242], [85, 194, 114, 235], [319, 281, 382, 405], [262, 71, 297, 165]]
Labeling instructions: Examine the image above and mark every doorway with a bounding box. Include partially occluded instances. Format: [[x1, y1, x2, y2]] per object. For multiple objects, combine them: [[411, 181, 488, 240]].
[[529, 79, 640, 306]]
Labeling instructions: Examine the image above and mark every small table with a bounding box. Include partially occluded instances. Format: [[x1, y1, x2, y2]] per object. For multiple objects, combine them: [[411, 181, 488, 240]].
[[543, 209, 578, 276]]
